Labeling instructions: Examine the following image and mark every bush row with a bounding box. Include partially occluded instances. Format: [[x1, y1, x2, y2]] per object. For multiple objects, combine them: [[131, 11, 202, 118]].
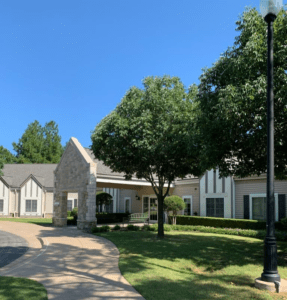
[[148, 224, 287, 242], [96, 213, 130, 224], [176, 216, 287, 231], [91, 223, 287, 242]]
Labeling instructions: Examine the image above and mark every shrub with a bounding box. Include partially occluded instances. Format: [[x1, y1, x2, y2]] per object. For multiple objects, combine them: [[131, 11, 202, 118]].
[[164, 196, 186, 225], [67, 211, 72, 217], [113, 225, 121, 231], [91, 225, 111, 233], [127, 224, 140, 231], [141, 225, 151, 231], [101, 225, 111, 232], [71, 207, 78, 217]]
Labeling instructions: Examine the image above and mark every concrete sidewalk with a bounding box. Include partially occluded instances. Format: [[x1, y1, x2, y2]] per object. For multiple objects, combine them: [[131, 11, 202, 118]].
[[0, 222, 145, 300]]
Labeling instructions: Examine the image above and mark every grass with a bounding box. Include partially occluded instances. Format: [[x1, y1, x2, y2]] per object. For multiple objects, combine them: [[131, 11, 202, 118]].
[[0, 276, 48, 300], [93, 230, 287, 300], [0, 217, 76, 227], [0, 218, 53, 226]]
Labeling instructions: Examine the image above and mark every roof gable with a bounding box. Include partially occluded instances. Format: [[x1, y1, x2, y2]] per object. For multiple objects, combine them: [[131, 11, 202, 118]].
[[1, 164, 57, 188]]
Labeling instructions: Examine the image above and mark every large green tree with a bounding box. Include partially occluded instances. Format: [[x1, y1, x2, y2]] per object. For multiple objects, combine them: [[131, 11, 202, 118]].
[[91, 75, 204, 238], [0, 146, 18, 176], [42, 121, 64, 163], [195, 7, 287, 179], [13, 120, 64, 163]]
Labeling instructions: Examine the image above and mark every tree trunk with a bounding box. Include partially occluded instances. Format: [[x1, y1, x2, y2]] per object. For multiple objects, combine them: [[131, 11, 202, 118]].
[[157, 194, 164, 238]]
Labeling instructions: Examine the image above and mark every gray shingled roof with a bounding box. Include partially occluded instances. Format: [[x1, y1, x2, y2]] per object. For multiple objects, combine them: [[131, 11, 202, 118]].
[[84, 148, 127, 177], [1, 164, 57, 188]]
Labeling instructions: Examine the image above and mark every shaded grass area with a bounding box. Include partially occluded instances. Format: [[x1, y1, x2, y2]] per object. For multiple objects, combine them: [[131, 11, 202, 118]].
[[94, 231, 287, 300], [0, 276, 48, 300], [0, 218, 53, 227]]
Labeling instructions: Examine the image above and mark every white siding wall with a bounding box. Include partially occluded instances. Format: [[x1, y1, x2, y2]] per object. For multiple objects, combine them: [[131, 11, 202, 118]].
[[216, 169, 222, 194], [20, 178, 42, 216], [200, 169, 233, 218], [0, 180, 9, 216]]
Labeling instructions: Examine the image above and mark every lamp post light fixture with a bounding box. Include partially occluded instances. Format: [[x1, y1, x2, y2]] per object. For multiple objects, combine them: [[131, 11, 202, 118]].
[[259, 0, 283, 283]]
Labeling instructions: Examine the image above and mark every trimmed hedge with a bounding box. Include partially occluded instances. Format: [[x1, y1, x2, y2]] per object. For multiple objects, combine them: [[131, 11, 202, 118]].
[[149, 224, 287, 242], [176, 216, 285, 231], [96, 213, 130, 224], [91, 225, 111, 233]]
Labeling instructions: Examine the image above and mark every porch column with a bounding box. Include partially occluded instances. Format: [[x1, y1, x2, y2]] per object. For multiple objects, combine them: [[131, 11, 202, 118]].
[[53, 191, 68, 227]]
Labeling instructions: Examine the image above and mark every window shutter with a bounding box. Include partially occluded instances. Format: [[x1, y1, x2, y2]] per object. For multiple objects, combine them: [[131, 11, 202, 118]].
[[244, 195, 249, 219], [278, 194, 286, 221]]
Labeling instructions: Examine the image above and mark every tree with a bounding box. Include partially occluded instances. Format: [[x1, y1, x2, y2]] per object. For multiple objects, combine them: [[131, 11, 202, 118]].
[[96, 191, 113, 212], [0, 146, 18, 176], [13, 120, 64, 164], [164, 196, 186, 225], [195, 7, 287, 179], [42, 121, 64, 163], [91, 75, 204, 238]]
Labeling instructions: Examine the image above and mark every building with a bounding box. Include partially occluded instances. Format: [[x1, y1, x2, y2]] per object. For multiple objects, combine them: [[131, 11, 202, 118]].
[[0, 137, 286, 229]]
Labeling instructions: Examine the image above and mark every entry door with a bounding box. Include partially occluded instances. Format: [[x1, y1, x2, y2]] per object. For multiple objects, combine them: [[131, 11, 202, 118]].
[[150, 198, 158, 221]]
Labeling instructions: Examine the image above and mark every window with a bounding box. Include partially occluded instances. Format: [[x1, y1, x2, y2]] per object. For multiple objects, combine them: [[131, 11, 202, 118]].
[[250, 194, 278, 221], [206, 198, 224, 218], [26, 200, 37, 212], [183, 197, 192, 215], [125, 199, 130, 213], [74, 199, 78, 208], [0, 200, 3, 212], [67, 200, 73, 212], [143, 197, 149, 214], [252, 197, 267, 221]]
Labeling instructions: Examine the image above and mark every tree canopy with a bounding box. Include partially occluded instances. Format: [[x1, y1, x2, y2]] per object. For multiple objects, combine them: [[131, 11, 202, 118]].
[[91, 75, 204, 238], [195, 7, 287, 179], [164, 196, 186, 225], [0, 146, 18, 176], [13, 120, 64, 164]]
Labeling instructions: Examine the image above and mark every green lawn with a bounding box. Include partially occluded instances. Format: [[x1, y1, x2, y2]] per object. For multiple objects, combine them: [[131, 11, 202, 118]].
[[0, 276, 48, 300], [93, 231, 287, 300], [0, 218, 53, 226], [0, 217, 76, 226]]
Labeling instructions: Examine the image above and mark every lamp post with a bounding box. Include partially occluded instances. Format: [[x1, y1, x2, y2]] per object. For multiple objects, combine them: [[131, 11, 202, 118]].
[[259, 0, 283, 283]]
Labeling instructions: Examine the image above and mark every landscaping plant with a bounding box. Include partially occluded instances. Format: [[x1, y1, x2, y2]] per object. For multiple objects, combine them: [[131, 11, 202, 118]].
[[164, 196, 186, 225]]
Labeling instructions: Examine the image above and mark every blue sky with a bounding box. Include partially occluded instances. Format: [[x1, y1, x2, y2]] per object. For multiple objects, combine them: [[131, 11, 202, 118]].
[[1, 0, 267, 153]]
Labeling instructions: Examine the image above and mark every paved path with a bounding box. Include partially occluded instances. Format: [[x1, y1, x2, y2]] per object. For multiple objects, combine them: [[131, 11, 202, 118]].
[[0, 231, 28, 268], [0, 222, 145, 300]]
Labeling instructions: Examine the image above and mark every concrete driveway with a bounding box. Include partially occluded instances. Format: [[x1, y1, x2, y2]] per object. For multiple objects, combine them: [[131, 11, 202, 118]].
[[0, 222, 145, 300]]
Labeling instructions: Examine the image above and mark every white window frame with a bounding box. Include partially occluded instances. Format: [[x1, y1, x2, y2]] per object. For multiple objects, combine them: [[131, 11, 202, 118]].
[[249, 193, 279, 222], [182, 195, 193, 216], [124, 197, 132, 213], [206, 197, 225, 218], [25, 199, 38, 213]]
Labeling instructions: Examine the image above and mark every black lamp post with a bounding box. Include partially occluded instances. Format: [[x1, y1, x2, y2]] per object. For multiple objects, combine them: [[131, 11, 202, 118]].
[[259, 0, 283, 283]]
